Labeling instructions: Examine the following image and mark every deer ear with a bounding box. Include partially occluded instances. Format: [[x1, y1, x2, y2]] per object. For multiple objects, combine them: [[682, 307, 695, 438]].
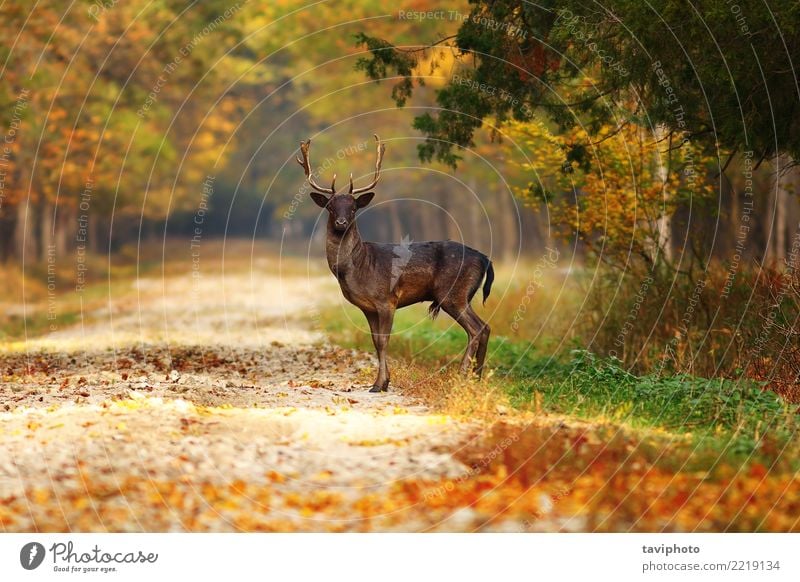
[[309, 192, 330, 208], [355, 192, 375, 209]]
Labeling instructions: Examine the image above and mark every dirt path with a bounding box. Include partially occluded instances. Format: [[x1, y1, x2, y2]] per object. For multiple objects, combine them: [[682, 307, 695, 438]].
[[0, 265, 504, 532], [6, 266, 795, 533]]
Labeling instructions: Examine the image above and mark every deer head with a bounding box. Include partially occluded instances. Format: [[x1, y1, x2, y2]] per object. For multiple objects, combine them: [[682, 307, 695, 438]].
[[297, 135, 385, 232]]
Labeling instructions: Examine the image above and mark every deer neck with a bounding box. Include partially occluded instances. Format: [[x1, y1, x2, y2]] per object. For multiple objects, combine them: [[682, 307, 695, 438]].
[[325, 218, 365, 277]]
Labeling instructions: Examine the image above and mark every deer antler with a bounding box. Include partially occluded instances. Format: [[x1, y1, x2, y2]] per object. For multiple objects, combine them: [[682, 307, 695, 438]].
[[350, 134, 386, 194], [297, 139, 337, 194]]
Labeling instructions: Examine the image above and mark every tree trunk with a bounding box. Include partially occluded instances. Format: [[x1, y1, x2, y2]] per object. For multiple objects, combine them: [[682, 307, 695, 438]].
[[654, 126, 673, 264], [420, 191, 439, 240], [656, 214, 672, 263], [499, 188, 519, 262], [774, 155, 793, 263], [440, 190, 460, 241], [0, 201, 17, 262], [54, 205, 72, 257], [39, 199, 54, 263], [775, 188, 787, 263], [729, 171, 739, 257], [14, 196, 36, 263], [468, 177, 481, 250], [89, 213, 101, 254], [763, 171, 777, 263]]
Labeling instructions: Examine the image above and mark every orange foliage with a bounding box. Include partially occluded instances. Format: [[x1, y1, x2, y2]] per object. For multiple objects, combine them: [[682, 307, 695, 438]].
[[3, 421, 796, 532]]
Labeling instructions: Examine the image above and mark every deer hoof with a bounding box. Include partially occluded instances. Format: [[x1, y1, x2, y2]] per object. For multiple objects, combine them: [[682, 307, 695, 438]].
[[369, 384, 388, 393]]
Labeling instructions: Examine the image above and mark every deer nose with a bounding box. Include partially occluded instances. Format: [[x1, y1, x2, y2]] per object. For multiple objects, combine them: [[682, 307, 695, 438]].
[[335, 218, 348, 227]]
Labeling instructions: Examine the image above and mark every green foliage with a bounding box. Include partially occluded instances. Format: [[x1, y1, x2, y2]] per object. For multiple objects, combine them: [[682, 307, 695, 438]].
[[355, 0, 800, 166], [354, 33, 418, 107]]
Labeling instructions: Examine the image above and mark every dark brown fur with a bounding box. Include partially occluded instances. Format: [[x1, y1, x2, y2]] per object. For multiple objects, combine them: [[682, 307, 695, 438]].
[[300, 137, 493, 392]]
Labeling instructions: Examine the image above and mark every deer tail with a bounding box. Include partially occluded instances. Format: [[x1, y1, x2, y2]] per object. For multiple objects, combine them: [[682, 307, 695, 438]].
[[482, 260, 494, 305]]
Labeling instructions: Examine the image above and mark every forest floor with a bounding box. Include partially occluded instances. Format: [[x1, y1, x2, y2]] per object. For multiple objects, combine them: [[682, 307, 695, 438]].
[[1, 258, 798, 532], [0, 263, 568, 532]]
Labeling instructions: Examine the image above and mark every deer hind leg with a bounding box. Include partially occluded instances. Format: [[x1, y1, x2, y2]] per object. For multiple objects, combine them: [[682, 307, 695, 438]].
[[442, 303, 483, 375], [365, 308, 394, 393], [467, 305, 491, 377]]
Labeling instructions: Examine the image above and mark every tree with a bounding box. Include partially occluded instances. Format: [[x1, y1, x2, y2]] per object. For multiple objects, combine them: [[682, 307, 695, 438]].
[[506, 118, 715, 271], [354, 1, 800, 169], [0, 0, 246, 260]]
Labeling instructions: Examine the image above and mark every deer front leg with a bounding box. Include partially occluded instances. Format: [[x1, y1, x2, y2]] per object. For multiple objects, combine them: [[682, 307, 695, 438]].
[[364, 311, 381, 391], [366, 308, 394, 392]]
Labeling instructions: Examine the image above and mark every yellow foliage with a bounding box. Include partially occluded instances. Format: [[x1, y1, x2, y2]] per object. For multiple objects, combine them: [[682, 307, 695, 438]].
[[507, 119, 716, 266]]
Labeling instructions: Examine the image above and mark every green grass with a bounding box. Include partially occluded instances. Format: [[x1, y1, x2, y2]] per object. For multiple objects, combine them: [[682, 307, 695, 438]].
[[320, 303, 800, 467]]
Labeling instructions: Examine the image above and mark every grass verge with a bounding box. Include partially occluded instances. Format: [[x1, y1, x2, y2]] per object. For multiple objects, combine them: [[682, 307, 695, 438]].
[[319, 302, 800, 472]]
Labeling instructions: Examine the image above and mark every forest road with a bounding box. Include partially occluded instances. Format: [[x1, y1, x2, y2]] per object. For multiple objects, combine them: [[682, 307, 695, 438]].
[[0, 266, 542, 532]]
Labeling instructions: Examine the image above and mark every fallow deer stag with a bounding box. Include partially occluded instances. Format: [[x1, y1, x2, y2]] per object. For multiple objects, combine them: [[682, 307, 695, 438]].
[[298, 135, 494, 392]]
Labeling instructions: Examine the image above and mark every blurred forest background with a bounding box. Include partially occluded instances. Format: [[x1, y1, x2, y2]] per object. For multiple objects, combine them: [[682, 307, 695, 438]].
[[0, 0, 535, 262], [1, 0, 799, 394]]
